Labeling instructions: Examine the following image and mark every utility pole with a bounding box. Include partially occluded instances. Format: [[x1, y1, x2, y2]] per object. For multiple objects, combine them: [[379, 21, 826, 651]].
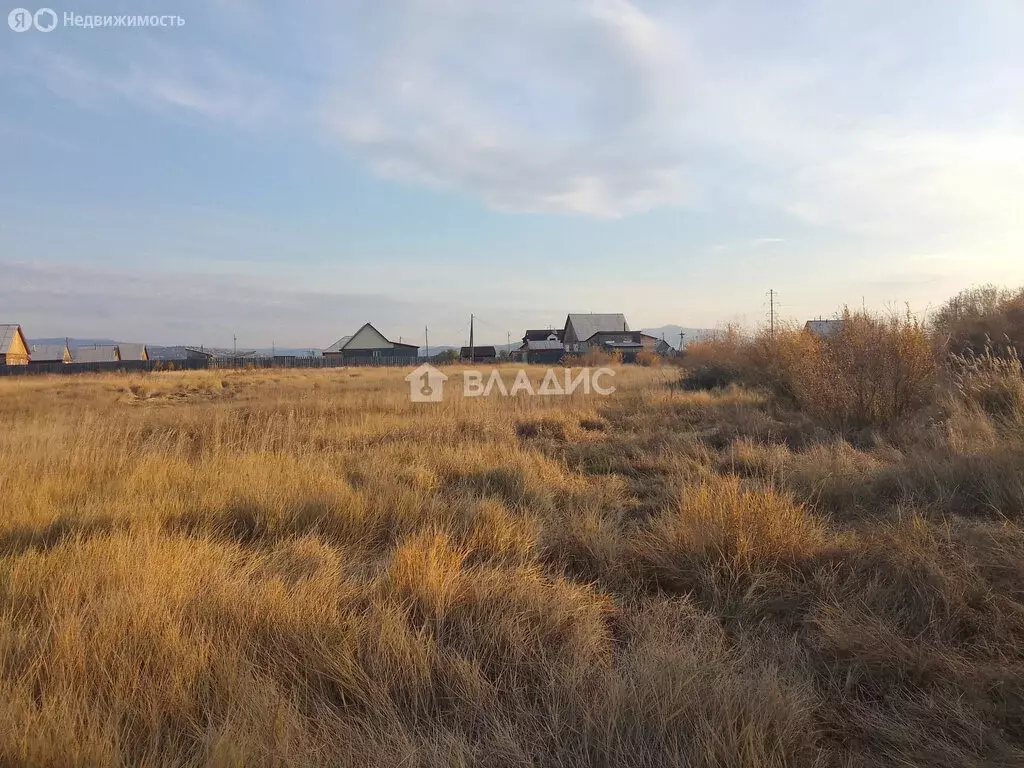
[[679, 331, 685, 350], [469, 314, 475, 363], [425, 326, 429, 359], [767, 289, 776, 337], [507, 330, 510, 356], [233, 334, 237, 362]]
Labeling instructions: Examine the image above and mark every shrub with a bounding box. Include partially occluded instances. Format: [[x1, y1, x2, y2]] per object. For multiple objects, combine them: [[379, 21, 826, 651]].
[[680, 363, 744, 391], [680, 326, 750, 390], [935, 284, 1024, 358], [635, 349, 661, 367], [564, 348, 622, 366], [787, 309, 937, 430], [681, 311, 938, 430], [432, 349, 460, 363]]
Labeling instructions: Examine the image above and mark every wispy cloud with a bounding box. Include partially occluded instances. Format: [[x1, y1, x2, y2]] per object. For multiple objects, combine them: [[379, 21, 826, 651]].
[[29, 42, 284, 128]]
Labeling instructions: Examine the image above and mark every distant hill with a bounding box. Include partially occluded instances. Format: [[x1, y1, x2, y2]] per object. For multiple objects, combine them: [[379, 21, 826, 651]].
[[641, 326, 716, 350]]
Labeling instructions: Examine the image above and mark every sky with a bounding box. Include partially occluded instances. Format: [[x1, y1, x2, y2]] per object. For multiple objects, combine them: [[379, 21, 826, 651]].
[[1, 0, 1022, 348]]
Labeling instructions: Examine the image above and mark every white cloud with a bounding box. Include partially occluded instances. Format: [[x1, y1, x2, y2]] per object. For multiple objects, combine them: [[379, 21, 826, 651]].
[[313, 0, 1024, 251], [15, 0, 1024, 251], [321, 0, 689, 216]]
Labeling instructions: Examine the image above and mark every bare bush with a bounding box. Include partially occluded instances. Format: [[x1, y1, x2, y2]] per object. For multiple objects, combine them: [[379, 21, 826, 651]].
[[635, 349, 661, 367], [935, 284, 1024, 357], [563, 347, 622, 366]]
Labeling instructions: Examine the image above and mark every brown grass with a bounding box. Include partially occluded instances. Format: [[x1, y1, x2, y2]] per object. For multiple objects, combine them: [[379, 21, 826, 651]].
[[1, 363, 1023, 766]]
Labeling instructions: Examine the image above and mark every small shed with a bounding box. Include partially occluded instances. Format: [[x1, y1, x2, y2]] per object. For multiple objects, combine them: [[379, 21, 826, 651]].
[[460, 346, 497, 362], [30, 342, 71, 363], [0, 325, 30, 365]]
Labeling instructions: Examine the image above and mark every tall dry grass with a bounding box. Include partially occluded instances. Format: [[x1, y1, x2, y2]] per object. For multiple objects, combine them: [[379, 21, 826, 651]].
[[0, 363, 1022, 766], [683, 310, 937, 431]]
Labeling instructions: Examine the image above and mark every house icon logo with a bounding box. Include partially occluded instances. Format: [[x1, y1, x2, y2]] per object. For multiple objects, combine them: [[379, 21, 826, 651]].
[[405, 363, 448, 403]]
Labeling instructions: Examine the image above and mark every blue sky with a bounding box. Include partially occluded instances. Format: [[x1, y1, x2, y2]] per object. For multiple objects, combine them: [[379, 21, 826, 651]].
[[1, 0, 1022, 347]]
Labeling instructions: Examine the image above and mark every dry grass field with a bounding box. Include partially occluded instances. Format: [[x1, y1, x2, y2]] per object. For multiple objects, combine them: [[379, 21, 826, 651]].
[[1, 363, 1023, 766]]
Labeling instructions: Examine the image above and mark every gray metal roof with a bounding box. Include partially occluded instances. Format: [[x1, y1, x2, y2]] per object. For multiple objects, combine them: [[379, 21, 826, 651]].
[[148, 346, 189, 361], [30, 344, 69, 362], [566, 313, 629, 341], [70, 345, 119, 363], [118, 343, 148, 361], [0, 324, 22, 352], [804, 320, 844, 338], [527, 339, 564, 351], [324, 336, 352, 353]]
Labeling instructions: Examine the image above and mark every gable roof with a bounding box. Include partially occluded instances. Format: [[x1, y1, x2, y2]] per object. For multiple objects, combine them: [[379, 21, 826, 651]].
[[524, 329, 565, 342], [30, 343, 70, 362], [527, 339, 564, 351], [326, 323, 419, 352], [565, 313, 630, 342], [118, 343, 148, 361], [0, 324, 27, 354], [804, 319, 844, 338], [70, 344, 120, 363], [324, 335, 353, 354]]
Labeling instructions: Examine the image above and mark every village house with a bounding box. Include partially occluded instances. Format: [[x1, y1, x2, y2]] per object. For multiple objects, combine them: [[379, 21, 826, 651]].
[[519, 330, 565, 364], [30, 342, 71, 364], [563, 313, 631, 353], [0, 324, 29, 365], [561, 313, 657, 360], [70, 344, 120, 364], [323, 323, 419, 364], [460, 345, 497, 362], [148, 346, 216, 363], [654, 338, 676, 356], [804, 319, 844, 339], [118, 343, 149, 361]]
